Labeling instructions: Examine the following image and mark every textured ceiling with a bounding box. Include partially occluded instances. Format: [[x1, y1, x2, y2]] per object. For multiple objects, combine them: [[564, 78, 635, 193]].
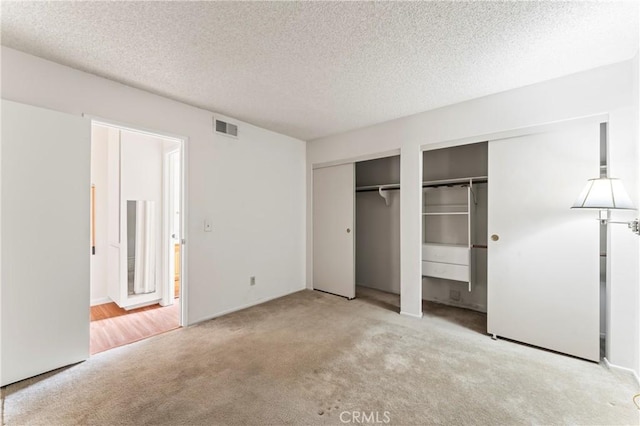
[[1, 1, 638, 141]]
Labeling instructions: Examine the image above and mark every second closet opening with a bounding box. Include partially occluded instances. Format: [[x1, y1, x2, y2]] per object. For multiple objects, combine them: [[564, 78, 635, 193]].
[[421, 142, 488, 321]]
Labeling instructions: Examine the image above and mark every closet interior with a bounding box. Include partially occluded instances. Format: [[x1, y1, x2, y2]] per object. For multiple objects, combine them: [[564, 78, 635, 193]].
[[355, 155, 401, 296], [422, 142, 488, 313]]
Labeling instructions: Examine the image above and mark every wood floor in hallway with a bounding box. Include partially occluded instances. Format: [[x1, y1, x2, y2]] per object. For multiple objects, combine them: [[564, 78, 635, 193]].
[[90, 300, 180, 355]]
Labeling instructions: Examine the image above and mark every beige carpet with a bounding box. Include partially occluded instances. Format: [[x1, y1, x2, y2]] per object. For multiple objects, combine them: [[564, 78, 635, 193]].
[[2, 287, 639, 425]]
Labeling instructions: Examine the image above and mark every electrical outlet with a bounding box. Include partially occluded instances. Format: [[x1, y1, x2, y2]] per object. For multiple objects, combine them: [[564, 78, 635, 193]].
[[250, 276, 256, 286], [450, 289, 461, 301]]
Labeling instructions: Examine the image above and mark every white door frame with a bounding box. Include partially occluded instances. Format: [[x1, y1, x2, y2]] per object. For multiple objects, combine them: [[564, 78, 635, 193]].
[[86, 115, 189, 326], [163, 149, 181, 307]]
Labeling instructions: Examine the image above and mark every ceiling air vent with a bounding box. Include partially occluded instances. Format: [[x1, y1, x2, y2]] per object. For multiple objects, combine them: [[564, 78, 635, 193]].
[[214, 118, 238, 138]]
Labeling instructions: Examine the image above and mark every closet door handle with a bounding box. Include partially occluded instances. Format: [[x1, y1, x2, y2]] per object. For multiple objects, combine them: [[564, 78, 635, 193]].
[[346, 228, 351, 233], [491, 234, 499, 241]]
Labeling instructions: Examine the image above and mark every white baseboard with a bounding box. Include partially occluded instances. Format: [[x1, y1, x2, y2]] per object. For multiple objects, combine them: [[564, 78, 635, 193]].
[[400, 310, 423, 319], [603, 357, 640, 386], [123, 298, 161, 311], [90, 297, 111, 306], [188, 287, 305, 326]]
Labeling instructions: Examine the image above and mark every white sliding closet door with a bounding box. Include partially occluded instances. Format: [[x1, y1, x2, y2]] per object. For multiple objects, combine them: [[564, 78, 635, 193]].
[[1, 100, 91, 385], [487, 121, 600, 362], [313, 163, 355, 299]]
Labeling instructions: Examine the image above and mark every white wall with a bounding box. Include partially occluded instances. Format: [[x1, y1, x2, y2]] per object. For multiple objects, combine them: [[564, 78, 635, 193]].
[[636, 49, 640, 381], [90, 125, 109, 305], [607, 104, 639, 373], [121, 131, 163, 204], [355, 191, 401, 293], [307, 57, 639, 373], [1, 46, 307, 325], [120, 130, 164, 299]]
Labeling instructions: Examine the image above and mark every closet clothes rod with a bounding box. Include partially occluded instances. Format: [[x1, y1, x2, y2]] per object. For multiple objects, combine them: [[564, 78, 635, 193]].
[[355, 183, 400, 206], [355, 184, 400, 192], [423, 176, 488, 188]]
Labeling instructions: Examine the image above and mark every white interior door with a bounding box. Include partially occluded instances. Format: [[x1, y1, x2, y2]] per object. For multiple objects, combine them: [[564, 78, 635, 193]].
[[1, 100, 90, 385], [487, 121, 600, 361], [313, 163, 355, 299]]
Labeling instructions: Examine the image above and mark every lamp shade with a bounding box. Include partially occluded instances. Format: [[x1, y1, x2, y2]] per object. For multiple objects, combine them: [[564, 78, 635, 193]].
[[572, 177, 635, 209]]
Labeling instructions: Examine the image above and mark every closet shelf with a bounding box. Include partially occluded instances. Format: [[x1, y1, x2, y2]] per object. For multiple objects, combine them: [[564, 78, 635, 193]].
[[423, 242, 469, 249], [422, 176, 480, 292], [425, 204, 467, 208], [424, 204, 468, 215]]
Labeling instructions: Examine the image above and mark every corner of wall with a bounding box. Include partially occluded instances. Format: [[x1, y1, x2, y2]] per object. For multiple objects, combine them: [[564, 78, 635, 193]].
[[633, 50, 640, 379], [305, 150, 314, 290]]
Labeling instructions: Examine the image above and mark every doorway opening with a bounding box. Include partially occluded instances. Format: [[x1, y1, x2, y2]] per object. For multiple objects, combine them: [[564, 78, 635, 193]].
[[89, 121, 185, 354]]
